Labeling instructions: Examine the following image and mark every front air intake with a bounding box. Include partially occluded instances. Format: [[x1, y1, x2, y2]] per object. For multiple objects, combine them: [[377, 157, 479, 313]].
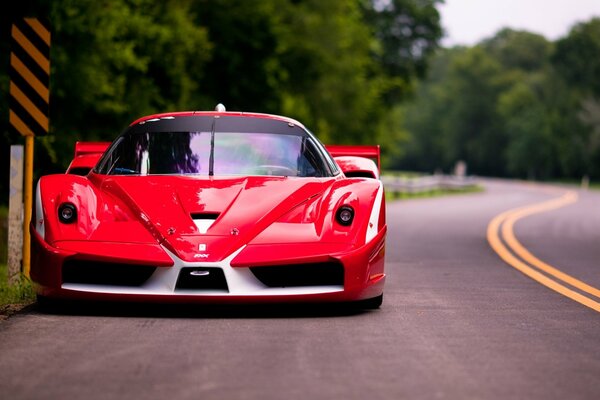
[[191, 213, 220, 234], [249, 262, 344, 287], [62, 260, 156, 286], [175, 267, 229, 292]]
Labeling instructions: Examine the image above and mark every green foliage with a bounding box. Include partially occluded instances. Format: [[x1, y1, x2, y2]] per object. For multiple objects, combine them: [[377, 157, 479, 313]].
[[400, 45, 510, 175], [553, 18, 600, 97], [0, 0, 443, 206], [3, 1, 599, 191], [0, 264, 35, 308], [443, 46, 508, 175], [497, 80, 554, 178], [0, 206, 6, 265], [483, 29, 552, 72], [193, 0, 283, 112], [277, 0, 382, 144], [48, 0, 213, 167], [361, 0, 443, 103], [0, 209, 34, 309], [397, 21, 600, 180], [552, 18, 600, 177]]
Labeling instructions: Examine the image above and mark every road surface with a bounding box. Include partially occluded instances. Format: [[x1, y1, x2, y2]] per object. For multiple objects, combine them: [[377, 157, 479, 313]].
[[1, 179, 599, 399]]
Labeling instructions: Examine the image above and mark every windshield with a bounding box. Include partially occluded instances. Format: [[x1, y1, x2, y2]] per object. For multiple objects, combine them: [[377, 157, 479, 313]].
[[95, 131, 332, 177]]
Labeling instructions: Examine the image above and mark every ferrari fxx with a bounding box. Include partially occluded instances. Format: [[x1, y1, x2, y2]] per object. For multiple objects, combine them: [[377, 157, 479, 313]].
[[31, 107, 386, 307]]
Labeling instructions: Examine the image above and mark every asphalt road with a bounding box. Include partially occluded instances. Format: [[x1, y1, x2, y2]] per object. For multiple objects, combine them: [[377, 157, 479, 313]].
[[1, 179, 600, 399]]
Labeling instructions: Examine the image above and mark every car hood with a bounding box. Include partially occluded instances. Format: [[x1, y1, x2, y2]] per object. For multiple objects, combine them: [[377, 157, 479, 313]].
[[99, 175, 334, 261]]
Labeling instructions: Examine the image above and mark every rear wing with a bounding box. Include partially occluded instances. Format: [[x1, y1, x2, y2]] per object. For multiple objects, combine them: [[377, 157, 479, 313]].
[[73, 141, 111, 156], [66, 141, 111, 175], [325, 145, 381, 179], [325, 145, 380, 170]]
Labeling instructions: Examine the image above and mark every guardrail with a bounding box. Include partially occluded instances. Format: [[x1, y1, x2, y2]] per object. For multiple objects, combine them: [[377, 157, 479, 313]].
[[381, 174, 479, 194]]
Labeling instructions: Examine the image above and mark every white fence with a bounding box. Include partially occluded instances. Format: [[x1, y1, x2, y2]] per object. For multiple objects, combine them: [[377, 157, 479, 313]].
[[381, 174, 479, 194]]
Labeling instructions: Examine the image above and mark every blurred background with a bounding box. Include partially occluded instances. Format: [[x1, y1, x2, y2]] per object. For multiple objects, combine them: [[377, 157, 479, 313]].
[[1, 0, 600, 208]]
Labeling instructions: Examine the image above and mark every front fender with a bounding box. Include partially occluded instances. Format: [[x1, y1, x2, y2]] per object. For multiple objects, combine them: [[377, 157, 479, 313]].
[[35, 174, 156, 246]]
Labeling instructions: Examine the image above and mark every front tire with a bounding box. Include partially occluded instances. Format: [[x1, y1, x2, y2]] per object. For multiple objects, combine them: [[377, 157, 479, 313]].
[[359, 294, 383, 309], [36, 295, 73, 313]]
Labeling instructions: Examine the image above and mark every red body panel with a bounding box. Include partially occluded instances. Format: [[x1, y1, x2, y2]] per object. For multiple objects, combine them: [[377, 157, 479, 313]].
[[32, 111, 386, 305], [334, 157, 380, 179], [326, 145, 381, 170], [66, 141, 110, 175]]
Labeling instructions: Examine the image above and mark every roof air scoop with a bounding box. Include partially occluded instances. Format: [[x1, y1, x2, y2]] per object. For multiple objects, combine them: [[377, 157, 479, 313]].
[[215, 103, 226, 112], [191, 213, 220, 234]]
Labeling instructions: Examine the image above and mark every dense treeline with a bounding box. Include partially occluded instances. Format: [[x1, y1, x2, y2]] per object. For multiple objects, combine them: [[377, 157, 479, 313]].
[[396, 19, 600, 180], [0, 0, 442, 205], [2, 1, 600, 208]]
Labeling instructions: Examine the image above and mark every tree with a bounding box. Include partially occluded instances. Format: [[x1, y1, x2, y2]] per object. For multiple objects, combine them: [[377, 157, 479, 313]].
[[552, 18, 600, 177], [1, 0, 444, 206], [396, 47, 461, 172], [483, 28, 551, 72], [497, 79, 555, 178], [192, 0, 283, 113], [361, 0, 443, 103], [1, 0, 213, 184], [398, 46, 509, 175], [276, 0, 382, 145], [396, 23, 600, 180], [49, 0, 212, 164], [485, 30, 561, 179], [552, 18, 600, 97]]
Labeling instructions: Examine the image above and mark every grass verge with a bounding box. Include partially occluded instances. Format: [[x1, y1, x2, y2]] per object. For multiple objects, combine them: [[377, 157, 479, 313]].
[[0, 206, 7, 267], [386, 184, 484, 201], [0, 263, 36, 319], [549, 178, 600, 190]]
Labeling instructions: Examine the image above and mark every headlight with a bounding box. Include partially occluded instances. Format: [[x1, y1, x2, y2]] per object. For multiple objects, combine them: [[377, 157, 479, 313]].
[[58, 203, 77, 224], [336, 205, 354, 226]]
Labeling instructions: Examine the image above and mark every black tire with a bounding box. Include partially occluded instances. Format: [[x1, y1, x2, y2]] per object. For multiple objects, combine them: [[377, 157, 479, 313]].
[[36, 295, 69, 313], [359, 294, 383, 309]]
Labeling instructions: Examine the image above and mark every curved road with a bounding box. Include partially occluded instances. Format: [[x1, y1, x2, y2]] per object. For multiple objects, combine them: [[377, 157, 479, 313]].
[[1, 179, 600, 399]]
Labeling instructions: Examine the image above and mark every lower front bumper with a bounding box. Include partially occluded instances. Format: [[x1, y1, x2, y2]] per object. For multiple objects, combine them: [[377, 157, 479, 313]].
[[30, 227, 386, 304]]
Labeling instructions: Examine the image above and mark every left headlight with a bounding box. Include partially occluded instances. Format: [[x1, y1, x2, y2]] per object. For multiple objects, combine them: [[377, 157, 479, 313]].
[[58, 203, 77, 224], [336, 205, 354, 226]]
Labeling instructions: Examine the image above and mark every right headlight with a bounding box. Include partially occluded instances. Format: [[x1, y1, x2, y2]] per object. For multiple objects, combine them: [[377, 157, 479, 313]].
[[336, 205, 354, 226]]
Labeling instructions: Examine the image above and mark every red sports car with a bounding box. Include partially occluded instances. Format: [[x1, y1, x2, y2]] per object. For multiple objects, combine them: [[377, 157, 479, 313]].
[[31, 107, 386, 307]]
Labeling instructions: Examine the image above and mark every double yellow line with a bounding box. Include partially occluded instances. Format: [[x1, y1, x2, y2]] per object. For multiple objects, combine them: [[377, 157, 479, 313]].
[[487, 189, 600, 312]]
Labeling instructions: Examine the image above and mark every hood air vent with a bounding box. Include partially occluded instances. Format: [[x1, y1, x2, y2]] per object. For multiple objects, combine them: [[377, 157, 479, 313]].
[[191, 213, 220, 234]]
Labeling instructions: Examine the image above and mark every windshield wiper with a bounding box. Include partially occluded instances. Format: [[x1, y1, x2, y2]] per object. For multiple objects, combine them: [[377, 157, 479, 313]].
[[209, 118, 216, 176], [106, 156, 120, 175]]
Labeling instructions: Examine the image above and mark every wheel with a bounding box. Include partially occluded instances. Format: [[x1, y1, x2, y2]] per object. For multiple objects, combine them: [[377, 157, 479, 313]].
[[36, 294, 60, 311], [359, 294, 383, 309], [36, 295, 73, 313]]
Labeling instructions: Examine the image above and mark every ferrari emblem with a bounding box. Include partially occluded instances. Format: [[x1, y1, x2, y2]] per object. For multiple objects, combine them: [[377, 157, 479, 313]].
[[198, 244, 207, 252]]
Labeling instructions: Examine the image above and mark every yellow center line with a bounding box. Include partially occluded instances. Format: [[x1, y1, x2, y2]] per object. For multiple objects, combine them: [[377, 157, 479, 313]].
[[486, 190, 600, 313]]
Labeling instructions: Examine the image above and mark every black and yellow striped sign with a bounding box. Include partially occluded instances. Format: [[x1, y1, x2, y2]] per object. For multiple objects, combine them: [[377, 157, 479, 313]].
[[9, 18, 50, 137]]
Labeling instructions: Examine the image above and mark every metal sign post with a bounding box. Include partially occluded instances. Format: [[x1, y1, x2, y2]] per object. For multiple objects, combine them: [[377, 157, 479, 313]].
[[9, 17, 50, 278], [8, 146, 24, 285]]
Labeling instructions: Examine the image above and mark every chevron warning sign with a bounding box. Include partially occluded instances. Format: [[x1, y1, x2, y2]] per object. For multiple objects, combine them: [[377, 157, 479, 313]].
[[9, 18, 50, 137]]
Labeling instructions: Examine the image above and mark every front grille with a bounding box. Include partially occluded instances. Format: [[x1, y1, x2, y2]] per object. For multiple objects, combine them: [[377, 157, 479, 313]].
[[175, 267, 229, 292], [62, 260, 156, 286], [250, 262, 344, 287]]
